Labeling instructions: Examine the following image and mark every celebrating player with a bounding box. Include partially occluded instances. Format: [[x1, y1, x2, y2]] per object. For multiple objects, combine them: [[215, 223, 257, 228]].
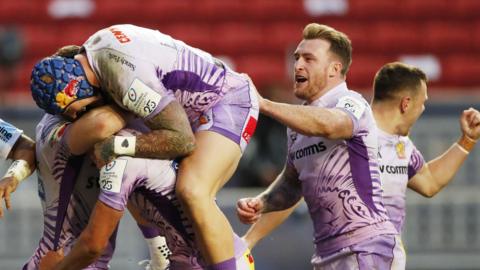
[[30, 24, 259, 269], [236, 23, 402, 269]]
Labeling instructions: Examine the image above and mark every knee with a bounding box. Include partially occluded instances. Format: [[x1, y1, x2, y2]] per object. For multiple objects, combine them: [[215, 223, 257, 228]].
[[175, 179, 213, 209]]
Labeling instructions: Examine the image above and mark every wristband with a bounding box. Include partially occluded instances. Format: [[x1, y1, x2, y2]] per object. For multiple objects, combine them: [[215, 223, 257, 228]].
[[3, 159, 31, 182], [456, 135, 477, 153], [114, 136, 136, 156]]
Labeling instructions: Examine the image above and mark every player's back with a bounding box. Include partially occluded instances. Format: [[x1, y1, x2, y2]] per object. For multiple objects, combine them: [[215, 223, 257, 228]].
[[83, 24, 249, 123]]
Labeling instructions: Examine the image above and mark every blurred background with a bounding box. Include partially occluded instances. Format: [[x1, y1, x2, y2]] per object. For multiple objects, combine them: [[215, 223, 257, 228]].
[[1, 0, 480, 269]]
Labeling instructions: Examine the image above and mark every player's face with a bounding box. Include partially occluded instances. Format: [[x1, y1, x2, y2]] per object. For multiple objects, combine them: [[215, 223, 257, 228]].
[[293, 39, 336, 102], [63, 95, 104, 121], [405, 81, 428, 134]]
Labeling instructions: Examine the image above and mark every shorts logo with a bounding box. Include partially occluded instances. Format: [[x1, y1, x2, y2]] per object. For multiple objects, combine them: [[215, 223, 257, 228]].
[[199, 114, 210, 125], [242, 116, 257, 144]]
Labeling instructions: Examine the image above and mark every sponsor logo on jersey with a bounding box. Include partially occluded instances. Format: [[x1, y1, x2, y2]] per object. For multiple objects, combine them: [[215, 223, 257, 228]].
[[290, 141, 327, 161], [0, 125, 13, 142], [379, 165, 408, 175], [108, 52, 136, 71], [109, 27, 131, 44]]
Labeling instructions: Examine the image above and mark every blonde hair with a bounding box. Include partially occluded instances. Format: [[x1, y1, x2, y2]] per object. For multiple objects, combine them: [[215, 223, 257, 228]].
[[303, 23, 352, 76]]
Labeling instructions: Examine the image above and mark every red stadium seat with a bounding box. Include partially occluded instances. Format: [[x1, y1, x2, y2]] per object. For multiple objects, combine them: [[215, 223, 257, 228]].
[[450, 0, 480, 19], [423, 22, 473, 54], [235, 55, 288, 89], [348, 0, 401, 19], [441, 55, 480, 87], [161, 24, 213, 51], [348, 54, 398, 90], [21, 25, 63, 59], [263, 22, 304, 54], [193, 0, 246, 21], [370, 23, 426, 54], [210, 23, 264, 54], [403, 0, 450, 19]]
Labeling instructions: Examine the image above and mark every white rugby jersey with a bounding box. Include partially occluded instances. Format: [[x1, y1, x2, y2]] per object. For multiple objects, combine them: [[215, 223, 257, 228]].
[[378, 129, 425, 233], [83, 24, 233, 122], [24, 114, 114, 269]]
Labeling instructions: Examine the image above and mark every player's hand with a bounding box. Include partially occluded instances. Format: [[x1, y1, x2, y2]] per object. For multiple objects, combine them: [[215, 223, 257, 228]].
[[39, 249, 64, 270], [237, 197, 264, 224], [460, 108, 480, 140], [93, 136, 117, 169], [242, 74, 266, 110], [0, 176, 20, 218]]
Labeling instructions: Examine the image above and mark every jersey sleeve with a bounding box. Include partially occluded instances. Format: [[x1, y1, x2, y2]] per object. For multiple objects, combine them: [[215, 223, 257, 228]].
[[0, 118, 23, 160], [408, 145, 425, 180], [98, 157, 141, 211], [334, 95, 368, 135]]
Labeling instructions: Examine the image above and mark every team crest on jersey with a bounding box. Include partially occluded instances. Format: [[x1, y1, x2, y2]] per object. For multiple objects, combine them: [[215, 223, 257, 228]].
[[395, 141, 406, 159], [48, 123, 68, 146]]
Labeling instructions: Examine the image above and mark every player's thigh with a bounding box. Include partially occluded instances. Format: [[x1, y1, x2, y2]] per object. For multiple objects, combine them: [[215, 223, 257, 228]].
[[177, 130, 242, 196]]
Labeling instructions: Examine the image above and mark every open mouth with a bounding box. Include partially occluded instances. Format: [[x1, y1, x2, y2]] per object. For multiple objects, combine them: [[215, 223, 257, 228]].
[[295, 75, 308, 83]]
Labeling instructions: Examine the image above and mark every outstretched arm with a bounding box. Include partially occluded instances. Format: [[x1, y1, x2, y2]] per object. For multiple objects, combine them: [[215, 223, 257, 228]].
[[408, 108, 480, 197]]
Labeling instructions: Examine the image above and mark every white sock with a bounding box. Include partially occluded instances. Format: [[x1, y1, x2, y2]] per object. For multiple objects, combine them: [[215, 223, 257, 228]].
[[145, 236, 171, 270]]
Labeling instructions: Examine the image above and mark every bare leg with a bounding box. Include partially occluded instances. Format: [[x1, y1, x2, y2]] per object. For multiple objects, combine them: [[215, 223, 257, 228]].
[[176, 131, 242, 265]]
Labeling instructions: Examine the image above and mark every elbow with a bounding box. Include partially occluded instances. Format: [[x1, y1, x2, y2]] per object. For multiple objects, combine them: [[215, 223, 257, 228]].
[[79, 233, 108, 261]]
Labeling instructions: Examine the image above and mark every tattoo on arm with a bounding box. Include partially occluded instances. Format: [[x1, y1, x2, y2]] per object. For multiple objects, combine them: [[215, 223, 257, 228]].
[[261, 164, 302, 213], [139, 101, 195, 159]]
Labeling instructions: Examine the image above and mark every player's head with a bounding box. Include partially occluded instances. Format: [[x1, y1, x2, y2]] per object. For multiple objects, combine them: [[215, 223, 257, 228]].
[[30, 55, 101, 117], [373, 62, 428, 135], [293, 23, 352, 102]]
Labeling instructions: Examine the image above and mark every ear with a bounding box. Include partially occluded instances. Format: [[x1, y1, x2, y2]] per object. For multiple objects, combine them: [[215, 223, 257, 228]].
[[400, 96, 411, 113], [328, 61, 342, 78]]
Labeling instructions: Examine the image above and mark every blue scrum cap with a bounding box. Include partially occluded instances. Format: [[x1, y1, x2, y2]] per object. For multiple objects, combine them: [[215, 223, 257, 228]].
[[30, 56, 98, 114]]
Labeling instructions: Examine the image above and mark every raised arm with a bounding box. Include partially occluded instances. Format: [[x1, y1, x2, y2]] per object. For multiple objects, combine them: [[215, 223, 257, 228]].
[[408, 108, 480, 197]]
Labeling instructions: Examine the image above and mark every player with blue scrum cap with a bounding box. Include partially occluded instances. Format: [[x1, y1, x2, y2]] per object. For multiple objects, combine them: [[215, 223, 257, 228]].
[[30, 24, 259, 270]]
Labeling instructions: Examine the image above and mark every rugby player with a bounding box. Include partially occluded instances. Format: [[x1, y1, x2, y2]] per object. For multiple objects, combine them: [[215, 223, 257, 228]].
[[39, 128, 255, 270], [31, 24, 259, 269], [0, 118, 35, 217], [236, 23, 401, 269]]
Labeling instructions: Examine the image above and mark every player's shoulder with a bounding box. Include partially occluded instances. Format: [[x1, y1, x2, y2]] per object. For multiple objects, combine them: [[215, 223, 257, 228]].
[[36, 114, 69, 147]]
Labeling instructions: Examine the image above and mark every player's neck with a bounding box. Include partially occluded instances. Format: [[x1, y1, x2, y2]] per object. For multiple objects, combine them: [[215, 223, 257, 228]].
[[372, 103, 403, 136]]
